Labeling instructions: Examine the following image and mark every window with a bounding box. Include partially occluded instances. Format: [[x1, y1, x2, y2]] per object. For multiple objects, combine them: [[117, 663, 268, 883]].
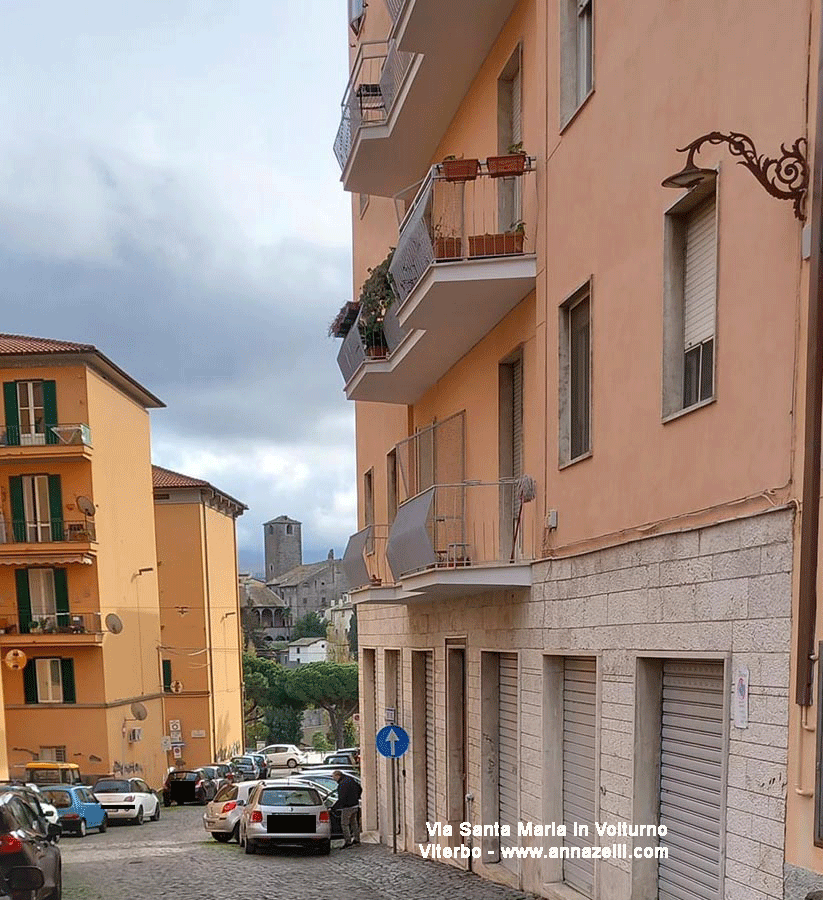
[[9, 474, 63, 542], [39, 746, 66, 762], [498, 46, 523, 232], [162, 659, 173, 693], [559, 284, 591, 464], [560, 0, 594, 126], [348, 0, 365, 34], [386, 449, 398, 524], [25, 658, 75, 704], [663, 183, 718, 418], [363, 467, 375, 534], [2, 379, 57, 446], [286, 524, 293, 535]]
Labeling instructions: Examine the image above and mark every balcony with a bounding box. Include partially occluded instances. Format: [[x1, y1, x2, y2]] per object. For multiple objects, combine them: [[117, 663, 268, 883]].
[[0, 611, 104, 645], [0, 519, 97, 565], [0, 423, 93, 462], [334, 0, 521, 197], [333, 39, 420, 195], [345, 479, 535, 604]]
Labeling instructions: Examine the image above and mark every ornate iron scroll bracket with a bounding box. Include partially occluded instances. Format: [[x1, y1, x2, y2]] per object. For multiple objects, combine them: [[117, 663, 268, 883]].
[[663, 131, 809, 221]]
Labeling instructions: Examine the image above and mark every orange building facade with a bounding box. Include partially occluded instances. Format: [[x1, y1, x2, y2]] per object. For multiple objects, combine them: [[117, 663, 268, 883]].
[[333, 2, 823, 898]]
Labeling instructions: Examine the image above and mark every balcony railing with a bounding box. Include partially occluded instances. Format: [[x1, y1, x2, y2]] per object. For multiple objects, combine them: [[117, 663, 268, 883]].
[[0, 519, 96, 545], [385, 480, 536, 579], [384, 0, 404, 22], [342, 525, 393, 590], [336, 303, 410, 384], [334, 39, 414, 171], [0, 612, 102, 636], [1, 423, 92, 447], [389, 156, 536, 304]]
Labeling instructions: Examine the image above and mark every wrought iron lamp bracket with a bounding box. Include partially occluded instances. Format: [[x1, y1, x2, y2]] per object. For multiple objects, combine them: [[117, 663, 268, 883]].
[[668, 130, 809, 221]]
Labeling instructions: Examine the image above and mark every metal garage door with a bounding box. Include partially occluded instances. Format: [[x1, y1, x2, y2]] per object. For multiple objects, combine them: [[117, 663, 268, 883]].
[[563, 656, 597, 897], [425, 651, 436, 824], [658, 660, 724, 900], [499, 654, 519, 858]]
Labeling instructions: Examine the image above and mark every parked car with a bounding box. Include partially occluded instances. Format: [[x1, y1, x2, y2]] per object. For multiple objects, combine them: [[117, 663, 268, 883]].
[[24, 762, 82, 786], [202, 780, 258, 843], [300, 764, 359, 778], [200, 764, 232, 790], [336, 746, 361, 765], [285, 774, 362, 841], [258, 744, 307, 770], [0, 791, 61, 899], [245, 754, 269, 779], [162, 770, 217, 807], [322, 753, 359, 769], [0, 783, 60, 833], [40, 785, 107, 837], [238, 781, 331, 855], [92, 777, 160, 825], [229, 756, 263, 780]]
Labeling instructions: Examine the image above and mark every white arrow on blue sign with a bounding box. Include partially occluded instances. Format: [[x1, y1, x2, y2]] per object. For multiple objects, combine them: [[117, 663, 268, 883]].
[[376, 724, 410, 758]]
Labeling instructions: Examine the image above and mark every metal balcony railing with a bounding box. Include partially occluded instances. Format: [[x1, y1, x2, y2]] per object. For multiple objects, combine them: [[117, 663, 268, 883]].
[[389, 156, 536, 303], [1, 423, 92, 447], [336, 304, 410, 384], [0, 612, 102, 636], [386, 479, 537, 578], [0, 519, 96, 545], [334, 39, 414, 170], [342, 524, 394, 590]]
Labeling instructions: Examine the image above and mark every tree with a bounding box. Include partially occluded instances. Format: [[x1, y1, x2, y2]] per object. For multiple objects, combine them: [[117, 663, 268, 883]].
[[242, 653, 296, 742], [290, 612, 328, 641], [265, 706, 303, 745], [285, 662, 359, 749]]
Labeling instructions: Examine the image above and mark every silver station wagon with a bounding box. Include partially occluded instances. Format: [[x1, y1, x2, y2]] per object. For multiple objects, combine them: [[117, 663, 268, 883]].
[[238, 781, 331, 855]]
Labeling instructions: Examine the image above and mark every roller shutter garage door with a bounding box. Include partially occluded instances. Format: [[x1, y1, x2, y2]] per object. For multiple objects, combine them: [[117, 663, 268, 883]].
[[563, 657, 596, 897], [499, 654, 519, 860], [425, 651, 436, 824], [658, 660, 724, 900]]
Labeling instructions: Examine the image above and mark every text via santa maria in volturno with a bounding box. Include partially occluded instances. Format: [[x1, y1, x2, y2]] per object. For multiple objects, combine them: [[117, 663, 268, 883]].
[[419, 821, 669, 861]]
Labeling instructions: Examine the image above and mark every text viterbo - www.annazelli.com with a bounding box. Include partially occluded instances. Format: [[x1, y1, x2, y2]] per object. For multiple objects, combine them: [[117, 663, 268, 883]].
[[419, 821, 669, 861]]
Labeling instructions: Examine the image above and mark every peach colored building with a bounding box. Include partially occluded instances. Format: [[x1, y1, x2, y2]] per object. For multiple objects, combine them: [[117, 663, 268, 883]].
[[152, 466, 246, 768], [332, 2, 823, 898], [0, 334, 167, 787]]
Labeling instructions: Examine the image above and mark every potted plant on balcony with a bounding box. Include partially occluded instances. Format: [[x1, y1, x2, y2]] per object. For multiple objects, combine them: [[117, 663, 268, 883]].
[[486, 142, 528, 178], [357, 250, 398, 358], [439, 154, 480, 183], [468, 221, 526, 257], [432, 221, 462, 260]]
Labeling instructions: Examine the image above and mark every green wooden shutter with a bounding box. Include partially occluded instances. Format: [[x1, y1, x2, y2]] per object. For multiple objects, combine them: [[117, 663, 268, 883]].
[[23, 660, 37, 704], [60, 659, 76, 704], [162, 659, 172, 692], [9, 476, 25, 542], [54, 570, 69, 628], [47, 475, 63, 541], [42, 381, 58, 445], [3, 383, 19, 446], [15, 569, 32, 634]]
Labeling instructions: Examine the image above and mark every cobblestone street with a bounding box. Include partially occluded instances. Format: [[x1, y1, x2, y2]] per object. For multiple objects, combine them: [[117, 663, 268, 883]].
[[61, 805, 536, 900]]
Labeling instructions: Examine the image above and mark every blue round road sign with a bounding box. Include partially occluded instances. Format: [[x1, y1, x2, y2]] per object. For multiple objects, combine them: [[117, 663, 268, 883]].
[[376, 724, 410, 758]]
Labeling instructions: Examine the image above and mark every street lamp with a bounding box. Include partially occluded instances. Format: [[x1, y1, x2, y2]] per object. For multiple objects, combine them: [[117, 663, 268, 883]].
[[662, 130, 809, 220]]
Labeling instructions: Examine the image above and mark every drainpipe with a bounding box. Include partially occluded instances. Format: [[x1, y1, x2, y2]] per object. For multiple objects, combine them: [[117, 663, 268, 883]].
[[797, 5, 823, 709]]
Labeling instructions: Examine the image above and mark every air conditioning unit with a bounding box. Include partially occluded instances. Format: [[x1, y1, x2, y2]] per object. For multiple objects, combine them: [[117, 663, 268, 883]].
[[127, 727, 143, 743]]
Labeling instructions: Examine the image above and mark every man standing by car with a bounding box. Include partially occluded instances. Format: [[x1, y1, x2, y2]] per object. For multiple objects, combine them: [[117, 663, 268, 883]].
[[331, 770, 361, 848]]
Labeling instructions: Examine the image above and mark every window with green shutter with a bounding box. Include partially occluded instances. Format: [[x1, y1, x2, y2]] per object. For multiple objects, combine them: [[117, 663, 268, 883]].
[[23, 659, 37, 704], [3, 383, 19, 446], [54, 570, 69, 628], [47, 476, 64, 541], [162, 659, 172, 693], [60, 659, 76, 704], [14, 569, 33, 634], [23, 657, 75, 703], [9, 476, 25, 542]]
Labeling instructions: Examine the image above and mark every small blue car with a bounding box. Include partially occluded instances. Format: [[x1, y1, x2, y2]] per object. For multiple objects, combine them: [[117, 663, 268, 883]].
[[40, 785, 107, 837]]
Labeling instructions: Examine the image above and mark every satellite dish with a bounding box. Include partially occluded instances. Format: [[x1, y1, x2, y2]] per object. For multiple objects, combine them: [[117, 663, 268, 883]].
[[105, 614, 123, 635], [130, 702, 148, 721], [4, 650, 27, 670], [170, 681, 184, 694], [77, 496, 96, 517]]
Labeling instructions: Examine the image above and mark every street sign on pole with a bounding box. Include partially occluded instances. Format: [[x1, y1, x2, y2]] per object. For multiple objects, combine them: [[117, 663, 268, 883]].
[[376, 725, 409, 758]]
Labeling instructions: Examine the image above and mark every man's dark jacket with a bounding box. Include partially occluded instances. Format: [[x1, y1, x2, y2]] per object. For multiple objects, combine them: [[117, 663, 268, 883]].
[[333, 775, 362, 809]]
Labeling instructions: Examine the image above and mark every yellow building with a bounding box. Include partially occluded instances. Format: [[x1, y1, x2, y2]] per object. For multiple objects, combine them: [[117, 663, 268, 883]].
[[0, 333, 166, 786], [333, 2, 823, 899], [152, 466, 245, 768]]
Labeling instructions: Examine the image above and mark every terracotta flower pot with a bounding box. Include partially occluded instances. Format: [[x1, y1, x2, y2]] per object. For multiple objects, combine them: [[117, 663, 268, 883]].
[[433, 236, 463, 259], [441, 158, 480, 182], [468, 232, 525, 257], [486, 153, 527, 178]]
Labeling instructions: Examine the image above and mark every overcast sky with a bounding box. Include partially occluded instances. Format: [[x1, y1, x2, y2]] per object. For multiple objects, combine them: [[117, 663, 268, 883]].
[[0, 1, 357, 574]]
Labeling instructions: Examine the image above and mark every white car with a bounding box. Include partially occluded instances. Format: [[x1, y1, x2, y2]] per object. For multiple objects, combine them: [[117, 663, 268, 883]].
[[239, 780, 331, 855], [93, 776, 161, 825], [259, 744, 307, 770], [202, 779, 258, 842]]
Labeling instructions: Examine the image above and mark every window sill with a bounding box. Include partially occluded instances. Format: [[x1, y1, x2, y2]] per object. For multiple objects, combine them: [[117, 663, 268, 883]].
[[559, 87, 595, 135], [558, 449, 592, 470], [662, 395, 716, 424]]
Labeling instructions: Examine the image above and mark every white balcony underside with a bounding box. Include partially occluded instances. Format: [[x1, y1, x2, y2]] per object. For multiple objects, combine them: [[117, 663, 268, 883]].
[[344, 256, 536, 404], [343, 0, 518, 197], [349, 562, 532, 605]]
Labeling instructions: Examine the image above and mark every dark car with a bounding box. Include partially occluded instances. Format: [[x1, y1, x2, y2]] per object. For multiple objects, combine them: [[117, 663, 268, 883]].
[[162, 770, 216, 807], [229, 756, 263, 781], [0, 791, 61, 899]]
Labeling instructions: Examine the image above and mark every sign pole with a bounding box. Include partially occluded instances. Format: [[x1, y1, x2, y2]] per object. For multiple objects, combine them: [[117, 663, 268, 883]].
[[392, 756, 397, 854], [375, 723, 409, 856]]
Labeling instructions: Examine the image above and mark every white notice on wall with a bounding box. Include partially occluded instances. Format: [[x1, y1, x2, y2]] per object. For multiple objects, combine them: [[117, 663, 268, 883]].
[[733, 666, 749, 729], [191, 730, 206, 738]]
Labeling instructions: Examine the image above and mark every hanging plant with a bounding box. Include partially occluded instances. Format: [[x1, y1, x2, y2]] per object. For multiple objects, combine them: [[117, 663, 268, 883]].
[[357, 249, 397, 356]]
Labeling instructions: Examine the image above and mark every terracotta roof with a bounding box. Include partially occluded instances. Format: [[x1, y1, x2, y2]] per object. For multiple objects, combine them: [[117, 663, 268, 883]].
[[0, 334, 98, 355], [152, 465, 247, 513]]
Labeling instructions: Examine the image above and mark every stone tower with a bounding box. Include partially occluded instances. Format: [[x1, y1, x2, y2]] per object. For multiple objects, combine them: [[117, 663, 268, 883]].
[[263, 516, 302, 581]]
